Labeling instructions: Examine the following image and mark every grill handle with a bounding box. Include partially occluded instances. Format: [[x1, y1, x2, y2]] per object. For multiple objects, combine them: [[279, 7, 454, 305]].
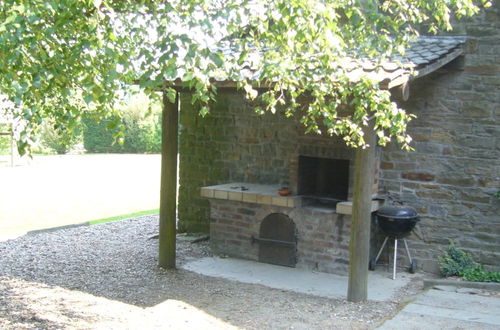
[[251, 236, 296, 247]]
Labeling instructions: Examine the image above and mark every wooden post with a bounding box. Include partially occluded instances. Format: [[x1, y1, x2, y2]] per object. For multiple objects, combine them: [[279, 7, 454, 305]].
[[158, 90, 179, 269], [347, 121, 376, 302]]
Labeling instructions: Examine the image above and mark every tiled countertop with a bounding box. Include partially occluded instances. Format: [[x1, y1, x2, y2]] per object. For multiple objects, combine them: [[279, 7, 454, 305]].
[[201, 182, 383, 214], [200, 183, 301, 208]]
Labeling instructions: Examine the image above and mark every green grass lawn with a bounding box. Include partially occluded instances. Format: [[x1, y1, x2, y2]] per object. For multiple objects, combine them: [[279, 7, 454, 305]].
[[0, 154, 161, 240], [88, 208, 159, 225]]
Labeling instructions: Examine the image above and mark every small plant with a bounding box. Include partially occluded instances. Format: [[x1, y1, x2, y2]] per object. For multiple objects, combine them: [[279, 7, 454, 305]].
[[462, 265, 500, 283], [439, 241, 476, 277], [439, 242, 500, 283], [40, 120, 82, 154]]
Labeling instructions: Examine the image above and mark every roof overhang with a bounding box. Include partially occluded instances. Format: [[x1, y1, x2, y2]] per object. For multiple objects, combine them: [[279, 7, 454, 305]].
[[166, 36, 467, 92]]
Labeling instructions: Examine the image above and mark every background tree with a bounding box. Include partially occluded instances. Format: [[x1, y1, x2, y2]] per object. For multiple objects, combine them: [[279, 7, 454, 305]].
[[40, 118, 82, 154]]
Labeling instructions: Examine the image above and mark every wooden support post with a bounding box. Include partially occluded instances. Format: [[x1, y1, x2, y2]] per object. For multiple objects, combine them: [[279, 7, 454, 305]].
[[347, 121, 376, 302], [159, 90, 179, 269]]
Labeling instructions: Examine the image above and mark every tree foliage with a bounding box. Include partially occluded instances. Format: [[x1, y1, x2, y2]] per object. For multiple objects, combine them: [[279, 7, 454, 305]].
[[83, 92, 162, 153], [0, 0, 491, 154], [40, 118, 82, 154], [0, 0, 141, 153]]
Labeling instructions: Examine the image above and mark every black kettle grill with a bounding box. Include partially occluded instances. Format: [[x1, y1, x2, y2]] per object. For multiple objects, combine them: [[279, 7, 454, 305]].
[[369, 205, 419, 279]]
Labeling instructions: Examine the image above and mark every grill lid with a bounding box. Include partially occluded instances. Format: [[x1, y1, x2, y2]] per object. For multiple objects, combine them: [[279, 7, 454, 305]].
[[377, 205, 418, 219]]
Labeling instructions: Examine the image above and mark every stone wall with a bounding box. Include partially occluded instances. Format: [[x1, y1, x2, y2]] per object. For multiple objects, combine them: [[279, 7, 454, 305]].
[[178, 90, 366, 232], [379, 5, 500, 273], [178, 91, 295, 232]]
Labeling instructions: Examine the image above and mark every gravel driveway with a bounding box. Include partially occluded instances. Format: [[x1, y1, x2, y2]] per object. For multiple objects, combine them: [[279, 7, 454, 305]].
[[0, 215, 423, 329]]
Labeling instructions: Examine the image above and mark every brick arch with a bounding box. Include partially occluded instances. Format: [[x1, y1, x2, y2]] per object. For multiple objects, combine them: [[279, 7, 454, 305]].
[[258, 213, 297, 267]]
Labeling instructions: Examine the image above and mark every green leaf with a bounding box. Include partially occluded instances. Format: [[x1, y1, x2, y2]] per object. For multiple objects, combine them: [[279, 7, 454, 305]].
[[84, 94, 93, 104], [166, 89, 177, 103]]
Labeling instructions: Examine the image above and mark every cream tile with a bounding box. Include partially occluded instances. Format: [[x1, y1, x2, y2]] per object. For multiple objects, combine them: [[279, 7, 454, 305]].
[[200, 188, 214, 198], [287, 197, 301, 208], [228, 191, 243, 201], [272, 196, 288, 207], [257, 195, 272, 205], [242, 193, 257, 203], [213, 190, 228, 200]]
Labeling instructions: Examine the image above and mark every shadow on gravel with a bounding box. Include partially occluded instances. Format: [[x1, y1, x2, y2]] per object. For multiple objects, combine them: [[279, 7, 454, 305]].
[[0, 277, 100, 329], [0, 216, 405, 329]]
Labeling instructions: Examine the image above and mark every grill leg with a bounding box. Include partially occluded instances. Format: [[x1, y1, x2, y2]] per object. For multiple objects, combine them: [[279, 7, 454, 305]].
[[373, 236, 389, 265], [403, 239, 413, 263], [393, 238, 398, 280]]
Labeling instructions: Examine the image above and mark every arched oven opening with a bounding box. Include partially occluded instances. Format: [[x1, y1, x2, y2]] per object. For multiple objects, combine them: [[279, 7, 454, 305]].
[[252, 213, 297, 267]]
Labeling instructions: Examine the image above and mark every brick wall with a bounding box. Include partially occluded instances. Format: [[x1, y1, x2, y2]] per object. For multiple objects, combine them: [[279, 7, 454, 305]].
[[178, 91, 295, 232], [209, 199, 352, 274], [379, 5, 500, 272]]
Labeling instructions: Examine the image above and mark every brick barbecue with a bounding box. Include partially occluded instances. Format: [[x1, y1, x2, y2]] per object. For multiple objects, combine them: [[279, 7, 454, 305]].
[[202, 182, 382, 274]]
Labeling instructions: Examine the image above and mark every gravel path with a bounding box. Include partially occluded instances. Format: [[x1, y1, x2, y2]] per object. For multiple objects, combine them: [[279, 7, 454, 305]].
[[0, 215, 424, 329]]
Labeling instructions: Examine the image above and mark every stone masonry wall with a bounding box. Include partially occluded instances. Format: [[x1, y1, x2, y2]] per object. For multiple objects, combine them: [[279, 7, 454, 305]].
[[379, 5, 500, 273], [178, 90, 368, 232], [178, 91, 297, 232]]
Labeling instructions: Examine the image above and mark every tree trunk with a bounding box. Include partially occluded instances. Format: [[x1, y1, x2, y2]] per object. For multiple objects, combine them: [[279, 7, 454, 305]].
[[347, 122, 376, 302], [158, 91, 179, 269]]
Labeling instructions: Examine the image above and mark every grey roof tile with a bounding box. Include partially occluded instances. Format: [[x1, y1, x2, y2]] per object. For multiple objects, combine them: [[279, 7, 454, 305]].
[[173, 36, 466, 88]]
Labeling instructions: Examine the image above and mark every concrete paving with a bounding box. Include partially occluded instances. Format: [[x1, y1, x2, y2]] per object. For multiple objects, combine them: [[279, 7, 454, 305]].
[[182, 257, 414, 302], [378, 286, 500, 329]]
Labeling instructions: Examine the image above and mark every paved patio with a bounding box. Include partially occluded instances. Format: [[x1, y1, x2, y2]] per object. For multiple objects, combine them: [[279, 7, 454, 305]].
[[182, 257, 415, 302], [379, 285, 500, 329]]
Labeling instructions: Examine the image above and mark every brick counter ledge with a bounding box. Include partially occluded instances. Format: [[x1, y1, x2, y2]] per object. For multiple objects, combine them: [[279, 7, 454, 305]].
[[201, 183, 302, 208], [201, 182, 383, 215]]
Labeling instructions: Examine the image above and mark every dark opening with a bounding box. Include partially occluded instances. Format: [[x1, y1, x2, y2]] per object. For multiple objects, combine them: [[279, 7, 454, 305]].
[[298, 156, 349, 206], [256, 213, 297, 267]]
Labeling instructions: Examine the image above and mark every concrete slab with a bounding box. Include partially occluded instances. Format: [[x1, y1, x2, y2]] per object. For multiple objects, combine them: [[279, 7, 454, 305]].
[[380, 312, 499, 330], [379, 287, 500, 329], [181, 257, 412, 302]]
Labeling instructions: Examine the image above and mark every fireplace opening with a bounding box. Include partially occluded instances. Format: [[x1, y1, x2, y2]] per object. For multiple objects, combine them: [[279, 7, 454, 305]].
[[298, 156, 349, 207]]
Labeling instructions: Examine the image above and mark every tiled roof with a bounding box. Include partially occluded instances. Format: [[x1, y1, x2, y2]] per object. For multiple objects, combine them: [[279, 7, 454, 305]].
[[170, 35, 466, 90], [344, 36, 466, 89]]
